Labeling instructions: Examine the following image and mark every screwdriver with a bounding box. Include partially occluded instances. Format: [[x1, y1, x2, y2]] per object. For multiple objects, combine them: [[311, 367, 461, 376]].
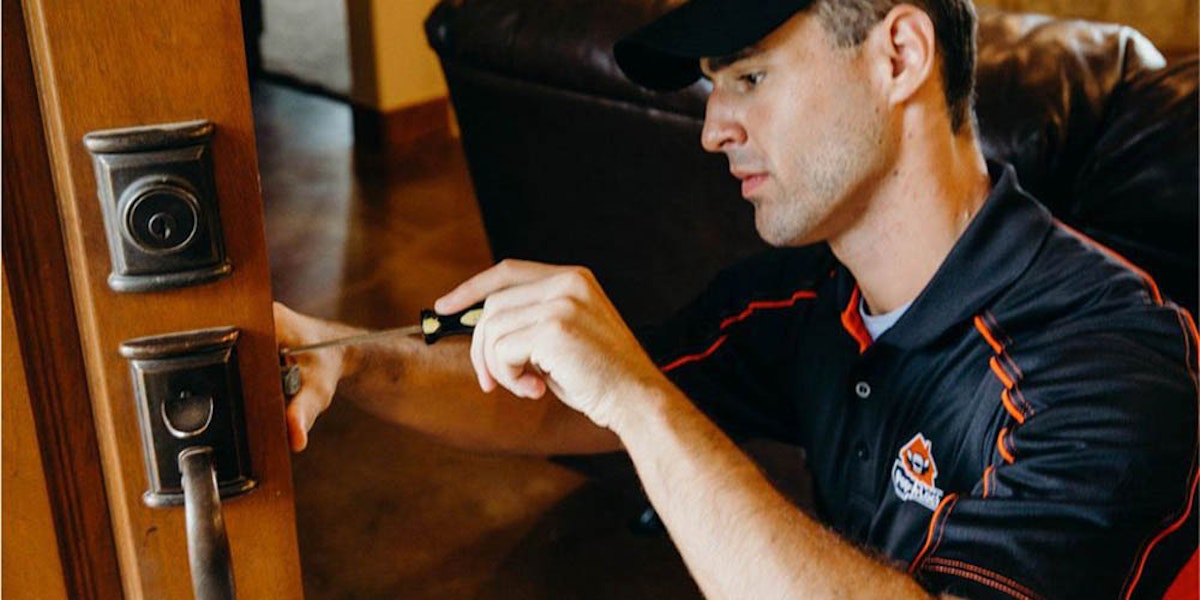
[[279, 303, 483, 397]]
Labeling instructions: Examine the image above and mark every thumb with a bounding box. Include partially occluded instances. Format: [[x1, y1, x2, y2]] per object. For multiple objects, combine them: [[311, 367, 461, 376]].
[[286, 402, 310, 452]]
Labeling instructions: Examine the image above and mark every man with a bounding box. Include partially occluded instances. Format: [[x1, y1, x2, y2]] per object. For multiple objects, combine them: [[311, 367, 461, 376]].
[[275, 0, 1198, 597]]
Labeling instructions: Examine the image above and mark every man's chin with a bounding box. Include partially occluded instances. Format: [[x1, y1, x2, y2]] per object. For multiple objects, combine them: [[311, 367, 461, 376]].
[[755, 221, 806, 248], [754, 213, 819, 248]]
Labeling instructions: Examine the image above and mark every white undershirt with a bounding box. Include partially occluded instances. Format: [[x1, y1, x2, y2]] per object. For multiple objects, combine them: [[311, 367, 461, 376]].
[[859, 297, 913, 340]]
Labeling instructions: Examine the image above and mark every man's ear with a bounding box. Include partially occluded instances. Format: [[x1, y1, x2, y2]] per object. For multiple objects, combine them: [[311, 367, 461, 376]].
[[868, 4, 937, 108]]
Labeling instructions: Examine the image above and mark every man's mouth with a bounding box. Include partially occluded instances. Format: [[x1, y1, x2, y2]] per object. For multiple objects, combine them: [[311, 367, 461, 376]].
[[732, 170, 769, 198]]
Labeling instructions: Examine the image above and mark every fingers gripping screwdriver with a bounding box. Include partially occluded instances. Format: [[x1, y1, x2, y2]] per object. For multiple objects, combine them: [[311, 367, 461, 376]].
[[279, 303, 483, 397]]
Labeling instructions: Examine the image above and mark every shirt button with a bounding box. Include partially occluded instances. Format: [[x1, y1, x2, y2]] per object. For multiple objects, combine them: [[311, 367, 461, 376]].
[[854, 442, 870, 461], [854, 381, 871, 399]]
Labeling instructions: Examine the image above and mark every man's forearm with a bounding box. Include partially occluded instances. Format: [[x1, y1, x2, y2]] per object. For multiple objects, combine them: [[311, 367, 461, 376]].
[[611, 380, 934, 600], [337, 337, 620, 455]]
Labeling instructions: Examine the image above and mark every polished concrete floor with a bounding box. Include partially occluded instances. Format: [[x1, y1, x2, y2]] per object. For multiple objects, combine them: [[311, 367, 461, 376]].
[[254, 82, 703, 599]]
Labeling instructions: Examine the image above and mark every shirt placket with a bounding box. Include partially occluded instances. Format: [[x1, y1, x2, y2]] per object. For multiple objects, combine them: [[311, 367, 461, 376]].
[[841, 345, 890, 538]]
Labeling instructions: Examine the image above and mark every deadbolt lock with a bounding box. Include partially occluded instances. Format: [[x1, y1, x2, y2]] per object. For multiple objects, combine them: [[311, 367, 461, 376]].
[[85, 120, 231, 292]]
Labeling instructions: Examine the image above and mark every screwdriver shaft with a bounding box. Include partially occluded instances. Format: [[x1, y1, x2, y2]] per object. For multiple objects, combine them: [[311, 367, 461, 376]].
[[281, 324, 424, 356]]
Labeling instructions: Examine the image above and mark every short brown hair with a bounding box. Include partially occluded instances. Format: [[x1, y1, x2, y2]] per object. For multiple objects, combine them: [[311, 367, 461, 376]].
[[814, 0, 978, 132]]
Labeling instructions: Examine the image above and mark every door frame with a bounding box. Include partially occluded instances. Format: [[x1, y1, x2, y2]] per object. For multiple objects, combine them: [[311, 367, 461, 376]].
[[4, 0, 304, 597], [2, 0, 122, 596]]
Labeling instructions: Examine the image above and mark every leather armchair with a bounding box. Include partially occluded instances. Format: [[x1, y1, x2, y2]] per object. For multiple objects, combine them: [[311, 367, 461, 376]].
[[425, 0, 1198, 326]]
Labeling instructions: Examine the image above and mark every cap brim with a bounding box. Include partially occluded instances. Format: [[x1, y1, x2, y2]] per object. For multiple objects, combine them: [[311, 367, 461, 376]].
[[614, 0, 809, 91]]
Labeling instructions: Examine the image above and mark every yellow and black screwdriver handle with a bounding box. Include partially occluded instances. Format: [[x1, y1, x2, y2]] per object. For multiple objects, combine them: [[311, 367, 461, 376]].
[[419, 303, 483, 344]]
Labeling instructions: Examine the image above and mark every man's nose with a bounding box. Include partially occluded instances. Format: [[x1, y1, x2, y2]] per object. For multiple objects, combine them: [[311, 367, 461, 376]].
[[701, 95, 747, 153]]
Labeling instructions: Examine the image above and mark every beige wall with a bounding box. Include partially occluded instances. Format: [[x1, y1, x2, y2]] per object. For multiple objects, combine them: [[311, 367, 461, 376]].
[[977, 0, 1198, 54], [346, 0, 447, 112]]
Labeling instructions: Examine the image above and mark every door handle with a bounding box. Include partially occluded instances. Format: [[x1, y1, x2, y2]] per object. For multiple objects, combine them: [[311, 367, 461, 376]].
[[179, 447, 236, 600], [119, 327, 256, 599]]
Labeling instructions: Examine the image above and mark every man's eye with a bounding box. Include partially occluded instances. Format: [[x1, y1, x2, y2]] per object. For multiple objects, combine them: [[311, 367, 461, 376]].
[[738, 72, 765, 89]]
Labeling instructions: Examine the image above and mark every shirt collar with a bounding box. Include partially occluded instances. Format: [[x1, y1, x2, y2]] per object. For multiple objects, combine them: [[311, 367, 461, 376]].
[[840, 161, 1054, 351]]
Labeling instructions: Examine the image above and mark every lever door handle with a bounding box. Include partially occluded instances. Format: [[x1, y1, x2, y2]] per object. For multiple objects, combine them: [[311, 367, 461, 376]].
[[120, 327, 255, 597], [179, 446, 236, 600]]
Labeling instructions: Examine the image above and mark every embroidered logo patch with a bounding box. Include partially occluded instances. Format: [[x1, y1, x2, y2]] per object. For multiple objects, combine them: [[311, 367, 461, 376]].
[[892, 433, 944, 510]]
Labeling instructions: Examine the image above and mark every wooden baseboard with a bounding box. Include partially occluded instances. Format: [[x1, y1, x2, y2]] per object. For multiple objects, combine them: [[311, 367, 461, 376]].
[[352, 97, 451, 158]]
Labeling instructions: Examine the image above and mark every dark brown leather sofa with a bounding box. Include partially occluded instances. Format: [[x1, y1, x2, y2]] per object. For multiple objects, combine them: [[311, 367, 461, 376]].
[[425, 0, 1198, 327]]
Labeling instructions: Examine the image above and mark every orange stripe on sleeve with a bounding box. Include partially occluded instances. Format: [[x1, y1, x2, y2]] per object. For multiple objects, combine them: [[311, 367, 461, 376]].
[[989, 356, 1016, 389], [1123, 462, 1200, 599], [997, 428, 1016, 463], [1055, 220, 1163, 306], [719, 290, 817, 330], [1000, 389, 1026, 425], [988, 358, 1027, 424], [661, 335, 729, 373], [1176, 308, 1199, 379], [973, 316, 1005, 354], [658, 288, 818, 373], [909, 494, 959, 573]]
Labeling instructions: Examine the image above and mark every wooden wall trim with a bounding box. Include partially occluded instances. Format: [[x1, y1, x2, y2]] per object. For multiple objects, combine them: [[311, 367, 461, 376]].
[[352, 96, 451, 159], [3, 267, 72, 600], [0, 0, 124, 597]]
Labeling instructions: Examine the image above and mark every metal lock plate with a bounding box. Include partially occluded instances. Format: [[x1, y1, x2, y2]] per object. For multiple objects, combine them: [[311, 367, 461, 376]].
[[85, 120, 231, 292], [120, 327, 255, 507]]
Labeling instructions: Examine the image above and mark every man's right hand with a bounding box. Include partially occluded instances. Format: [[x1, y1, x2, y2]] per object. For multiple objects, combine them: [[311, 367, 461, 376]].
[[273, 302, 364, 452]]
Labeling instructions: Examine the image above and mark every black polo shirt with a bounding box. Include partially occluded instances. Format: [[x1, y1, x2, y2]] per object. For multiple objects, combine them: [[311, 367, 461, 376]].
[[639, 163, 1198, 600]]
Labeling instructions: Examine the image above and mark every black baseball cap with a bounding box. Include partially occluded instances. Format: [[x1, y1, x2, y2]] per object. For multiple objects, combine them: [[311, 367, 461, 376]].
[[614, 0, 814, 91]]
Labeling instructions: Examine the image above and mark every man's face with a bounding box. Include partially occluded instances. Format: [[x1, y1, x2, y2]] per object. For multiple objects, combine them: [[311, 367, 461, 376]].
[[700, 12, 892, 247]]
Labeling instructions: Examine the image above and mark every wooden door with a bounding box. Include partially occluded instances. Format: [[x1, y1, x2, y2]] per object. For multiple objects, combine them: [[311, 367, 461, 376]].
[[3, 0, 304, 598]]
